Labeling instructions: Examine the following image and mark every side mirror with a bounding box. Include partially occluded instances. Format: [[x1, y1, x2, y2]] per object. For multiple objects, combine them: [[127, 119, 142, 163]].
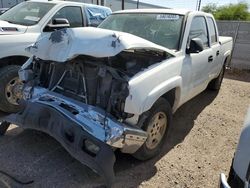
[[44, 18, 70, 32], [52, 18, 69, 25], [186, 38, 204, 54]]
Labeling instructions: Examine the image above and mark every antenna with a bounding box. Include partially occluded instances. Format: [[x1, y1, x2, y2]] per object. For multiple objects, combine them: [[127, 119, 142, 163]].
[[197, 0, 202, 11], [122, 0, 124, 10]]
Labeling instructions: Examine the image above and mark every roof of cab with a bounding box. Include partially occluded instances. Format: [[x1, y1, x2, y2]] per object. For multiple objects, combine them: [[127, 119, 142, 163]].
[[113, 8, 191, 16]]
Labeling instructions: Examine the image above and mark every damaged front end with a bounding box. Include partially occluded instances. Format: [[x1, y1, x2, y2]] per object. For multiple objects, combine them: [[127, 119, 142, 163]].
[[0, 28, 173, 186], [3, 90, 146, 186]]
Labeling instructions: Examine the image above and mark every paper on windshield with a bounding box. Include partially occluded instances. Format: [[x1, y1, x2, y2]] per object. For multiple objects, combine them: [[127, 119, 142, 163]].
[[24, 16, 40, 22]]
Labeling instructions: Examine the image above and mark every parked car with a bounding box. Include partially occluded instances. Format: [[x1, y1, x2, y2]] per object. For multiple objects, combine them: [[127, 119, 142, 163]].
[[0, 9, 233, 186], [220, 108, 250, 188], [0, 0, 111, 113], [0, 8, 8, 15]]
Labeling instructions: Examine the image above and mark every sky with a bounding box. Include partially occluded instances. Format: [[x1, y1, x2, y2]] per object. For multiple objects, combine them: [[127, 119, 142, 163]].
[[137, 0, 250, 10]]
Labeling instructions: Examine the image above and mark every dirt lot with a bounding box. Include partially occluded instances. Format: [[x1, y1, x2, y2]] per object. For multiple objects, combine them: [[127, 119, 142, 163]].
[[0, 70, 249, 188]]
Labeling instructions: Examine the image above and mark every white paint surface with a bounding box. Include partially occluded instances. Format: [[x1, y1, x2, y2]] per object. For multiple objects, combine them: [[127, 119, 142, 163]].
[[26, 27, 174, 62]]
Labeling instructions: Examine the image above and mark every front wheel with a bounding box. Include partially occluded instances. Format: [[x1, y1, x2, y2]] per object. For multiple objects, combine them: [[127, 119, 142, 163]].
[[0, 122, 11, 136], [133, 98, 172, 161], [0, 65, 23, 113]]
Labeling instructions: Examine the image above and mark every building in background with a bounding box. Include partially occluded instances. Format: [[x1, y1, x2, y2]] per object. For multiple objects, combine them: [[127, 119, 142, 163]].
[[0, 0, 165, 10], [0, 0, 22, 8], [69, 0, 165, 11], [107, 0, 165, 11]]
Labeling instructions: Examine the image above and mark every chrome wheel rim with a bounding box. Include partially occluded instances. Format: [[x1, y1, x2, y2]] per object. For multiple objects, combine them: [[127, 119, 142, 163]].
[[145, 112, 167, 150], [5, 77, 23, 105]]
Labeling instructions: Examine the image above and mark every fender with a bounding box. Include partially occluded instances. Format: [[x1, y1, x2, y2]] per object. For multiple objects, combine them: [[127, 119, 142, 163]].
[[223, 50, 232, 62], [0, 44, 32, 60], [0, 32, 41, 60], [142, 76, 182, 113], [124, 58, 182, 115], [0, 45, 31, 60], [224, 50, 231, 58], [223, 50, 231, 65]]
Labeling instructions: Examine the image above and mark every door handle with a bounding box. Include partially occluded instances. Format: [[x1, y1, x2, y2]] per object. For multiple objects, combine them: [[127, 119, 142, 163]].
[[216, 50, 220, 56], [208, 55, 213, 62]]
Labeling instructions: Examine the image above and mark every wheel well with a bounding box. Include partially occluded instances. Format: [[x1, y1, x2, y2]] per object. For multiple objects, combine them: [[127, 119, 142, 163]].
[[224, 56, 231, 66], [0, 56, 29, 69], [161, 88, 177, 109]]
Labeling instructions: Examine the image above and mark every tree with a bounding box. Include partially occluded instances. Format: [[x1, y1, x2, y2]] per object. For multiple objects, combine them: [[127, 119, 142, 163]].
[[202, 3, 250, 21], [201, 3, 217, 15]]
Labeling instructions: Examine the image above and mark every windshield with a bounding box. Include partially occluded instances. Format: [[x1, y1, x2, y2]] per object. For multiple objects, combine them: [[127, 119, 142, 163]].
[[0, 2, 55, 26], [99, 13, 184, 50]]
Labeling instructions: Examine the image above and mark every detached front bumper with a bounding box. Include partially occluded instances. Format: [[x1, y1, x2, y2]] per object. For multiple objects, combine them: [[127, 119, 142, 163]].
[[0, 90, 147, 186]]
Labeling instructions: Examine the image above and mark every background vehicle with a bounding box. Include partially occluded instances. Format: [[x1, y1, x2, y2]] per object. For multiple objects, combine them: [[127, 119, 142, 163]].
[[220, 108, 250, 188], [0, 0, 111, 113], [0, 8, 8, 15], [0, 9, 232, 186]]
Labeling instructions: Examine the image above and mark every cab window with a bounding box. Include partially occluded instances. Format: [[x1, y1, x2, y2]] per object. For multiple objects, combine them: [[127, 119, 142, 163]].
[[189, 16, 209, 47], [207, 17, 218, 44], [52, 6, 83, 27]]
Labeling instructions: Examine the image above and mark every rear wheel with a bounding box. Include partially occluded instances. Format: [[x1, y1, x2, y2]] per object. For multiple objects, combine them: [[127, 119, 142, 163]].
[[0, 65, 23, 113], [208, 63, 226, 90], [133, 98, 172, 161]]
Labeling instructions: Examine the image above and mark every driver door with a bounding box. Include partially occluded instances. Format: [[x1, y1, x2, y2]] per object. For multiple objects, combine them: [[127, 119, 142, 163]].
[[42, 6, 84, 34], [186, 16, 213, 98]]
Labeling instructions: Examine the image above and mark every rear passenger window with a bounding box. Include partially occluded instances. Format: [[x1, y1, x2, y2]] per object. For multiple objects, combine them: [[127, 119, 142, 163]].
[[52, 6, 83, 27], [207, 17, 217, 44], [189, 16, 209, 47]]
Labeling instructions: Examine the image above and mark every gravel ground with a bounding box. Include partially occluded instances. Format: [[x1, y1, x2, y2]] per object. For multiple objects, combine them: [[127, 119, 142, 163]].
[[0, 70, 249, 188]]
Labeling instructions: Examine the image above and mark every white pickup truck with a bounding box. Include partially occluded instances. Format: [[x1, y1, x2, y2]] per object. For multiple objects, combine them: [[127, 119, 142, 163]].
[[0, 9, 232, 186], [0, 0, 111, 113]]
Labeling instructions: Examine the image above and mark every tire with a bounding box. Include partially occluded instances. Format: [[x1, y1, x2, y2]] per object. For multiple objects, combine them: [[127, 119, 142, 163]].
[[0, 121, 10, 136], [0, 65, 23, 113], [227, 157, 244, 188], [207, 63, 226, 90], [133, 98, 172, 161]]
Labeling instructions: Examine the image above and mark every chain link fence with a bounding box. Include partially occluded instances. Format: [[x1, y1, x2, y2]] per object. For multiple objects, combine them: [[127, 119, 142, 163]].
[[217, 21, 250, 70]]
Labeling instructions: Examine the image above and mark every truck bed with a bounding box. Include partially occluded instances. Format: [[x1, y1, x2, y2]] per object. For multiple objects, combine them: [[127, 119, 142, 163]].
[[219, 36, 233, 45]]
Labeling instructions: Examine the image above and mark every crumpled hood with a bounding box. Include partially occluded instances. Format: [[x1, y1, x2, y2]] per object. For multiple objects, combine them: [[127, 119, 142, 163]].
[[26, 27, 174, 62], [0, 20, 28, 35]]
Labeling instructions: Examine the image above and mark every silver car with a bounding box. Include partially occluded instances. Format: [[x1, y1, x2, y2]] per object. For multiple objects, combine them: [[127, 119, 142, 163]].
[[0, 8, 8, 15], [220, 108, 250, 188]]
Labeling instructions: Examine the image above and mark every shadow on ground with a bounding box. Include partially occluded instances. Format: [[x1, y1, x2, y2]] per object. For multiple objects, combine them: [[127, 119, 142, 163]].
[[224, 69, 250, 82], [0, 90, 219, 188]]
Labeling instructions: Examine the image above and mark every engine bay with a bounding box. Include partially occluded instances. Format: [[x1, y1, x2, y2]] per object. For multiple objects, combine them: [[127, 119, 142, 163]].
[[28, 50, 166, 119]]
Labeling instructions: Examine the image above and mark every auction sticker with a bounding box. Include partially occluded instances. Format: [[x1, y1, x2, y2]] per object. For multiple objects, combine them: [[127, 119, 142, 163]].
[[24, 16, 40, 22], [156, 14, 180, 20]]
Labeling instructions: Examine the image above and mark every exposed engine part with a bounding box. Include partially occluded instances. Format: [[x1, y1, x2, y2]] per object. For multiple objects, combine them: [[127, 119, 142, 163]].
[[22, 51, 165, 119]]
